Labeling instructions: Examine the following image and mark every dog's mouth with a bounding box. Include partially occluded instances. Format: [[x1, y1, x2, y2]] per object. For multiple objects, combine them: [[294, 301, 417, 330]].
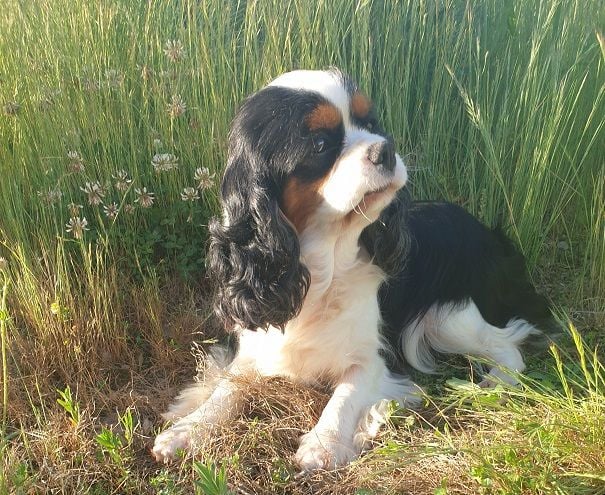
[[350, 183, 397, 216]]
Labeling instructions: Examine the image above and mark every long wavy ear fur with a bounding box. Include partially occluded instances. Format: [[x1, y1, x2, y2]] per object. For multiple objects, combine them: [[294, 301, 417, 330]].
[[361, 187, 411, 276], [208, 163, 310, 332]]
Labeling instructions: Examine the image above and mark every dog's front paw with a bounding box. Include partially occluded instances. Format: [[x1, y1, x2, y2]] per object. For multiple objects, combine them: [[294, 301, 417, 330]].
[[152, 423, 193, 463], [295, 429, 358, 471]]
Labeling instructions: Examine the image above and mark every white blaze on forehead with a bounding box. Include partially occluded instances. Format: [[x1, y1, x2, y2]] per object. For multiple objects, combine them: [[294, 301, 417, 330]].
[[268, 70, 350, 121]]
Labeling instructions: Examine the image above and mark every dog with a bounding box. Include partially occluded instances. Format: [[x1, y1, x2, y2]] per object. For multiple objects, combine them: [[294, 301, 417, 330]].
[[152, 69, 554, 470]]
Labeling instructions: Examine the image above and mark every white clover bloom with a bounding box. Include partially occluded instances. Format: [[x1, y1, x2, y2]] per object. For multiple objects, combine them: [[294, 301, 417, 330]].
[[67, 203, 83, 217], [80, 181, 105, 205], [163, 39, 186, 62], [37, 187, 63, 205], [80, 76, 100, 92], [151, 153, 179, 172], [3, 101, 21, 116], [134, 187, 155, 208], [105, 69, 124, 89], [181, 187, 199, 202], [67, 151, 85, 173], [103, 202, 119, 220], [112, 170, 132, 192], [194, 167, 215, 190], [0, 257, 7, 271], [65, 217, 89, 239], [167, 94, 186, 118], [123, 204, 136, 215]]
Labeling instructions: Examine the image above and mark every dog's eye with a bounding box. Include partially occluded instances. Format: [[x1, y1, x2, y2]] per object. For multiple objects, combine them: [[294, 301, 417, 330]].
[[312, 136, 327, 154]]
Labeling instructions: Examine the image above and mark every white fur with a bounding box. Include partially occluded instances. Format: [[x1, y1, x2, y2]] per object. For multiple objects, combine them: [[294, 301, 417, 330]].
[[402, 301, 540, 385]]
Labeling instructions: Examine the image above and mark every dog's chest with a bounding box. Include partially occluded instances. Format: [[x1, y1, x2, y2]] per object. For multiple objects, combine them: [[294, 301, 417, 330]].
[[237, 249, 386, 383], [277, 261, 385, 381]]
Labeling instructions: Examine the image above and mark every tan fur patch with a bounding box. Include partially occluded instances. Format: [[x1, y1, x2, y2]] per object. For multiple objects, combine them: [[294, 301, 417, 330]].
[[351, 92, 372, 119], [281, 177, 325, 232], [306, 103, 342, 131]]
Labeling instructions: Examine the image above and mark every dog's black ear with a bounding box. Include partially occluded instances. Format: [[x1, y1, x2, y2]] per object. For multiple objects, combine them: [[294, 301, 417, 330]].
[[208, 155, 310, 332], [361, 187, 411, 276]]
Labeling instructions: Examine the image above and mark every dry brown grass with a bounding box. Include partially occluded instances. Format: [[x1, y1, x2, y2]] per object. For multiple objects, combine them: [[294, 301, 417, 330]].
[[3, 273, 604, 494]]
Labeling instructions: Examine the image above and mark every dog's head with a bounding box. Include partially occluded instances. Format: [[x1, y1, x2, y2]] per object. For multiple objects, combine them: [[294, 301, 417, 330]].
[[209, 69, 409, 331]]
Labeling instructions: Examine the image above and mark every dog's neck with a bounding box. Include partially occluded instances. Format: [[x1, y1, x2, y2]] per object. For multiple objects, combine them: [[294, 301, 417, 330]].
[[297, 215, 382, 304]]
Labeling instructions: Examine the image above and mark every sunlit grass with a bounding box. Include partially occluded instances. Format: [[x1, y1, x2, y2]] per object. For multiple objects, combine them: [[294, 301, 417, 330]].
[[0, 0, 603, 493]]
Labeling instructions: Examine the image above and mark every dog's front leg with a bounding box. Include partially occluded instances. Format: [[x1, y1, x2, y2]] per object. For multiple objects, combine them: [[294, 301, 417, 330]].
[[295, 364, 381, 471], [152, 376, 241, 463]]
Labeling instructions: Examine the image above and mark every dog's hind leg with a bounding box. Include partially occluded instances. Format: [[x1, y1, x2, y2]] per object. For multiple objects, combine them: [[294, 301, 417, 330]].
[[402, 300, 540, 386]]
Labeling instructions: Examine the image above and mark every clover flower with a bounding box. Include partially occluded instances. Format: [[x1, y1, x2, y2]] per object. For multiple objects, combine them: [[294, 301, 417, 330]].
[[112, 170, 132, 192], [163, 39, 186, 62], [181, 187, 200, 202], [67, 151, 85, 173], [134, 187, 155, 208], [67, 203, 83, 217], [79, 76, 100, 92], [194, 167, 215, 190], [151, 153, 179, 172], [80, 182, 105, 205], [37, 187, 63, 205], [103, 202, 119, 220], [65, 217, 89, 239], [105, 69, 124, 89], [0, 257, 7, 271], [3, 101, 21, 116], [167, 94, 186, 118], [123, 204, 136, 215]]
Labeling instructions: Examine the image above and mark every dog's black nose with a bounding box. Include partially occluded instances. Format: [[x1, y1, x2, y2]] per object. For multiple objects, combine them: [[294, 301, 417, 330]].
[[366, 140, 395, 171]]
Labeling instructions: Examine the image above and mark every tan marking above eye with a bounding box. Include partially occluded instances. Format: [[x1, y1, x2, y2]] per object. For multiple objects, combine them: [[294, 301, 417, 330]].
[[306, 103, 342, 131], [351, 92, 372, 119]]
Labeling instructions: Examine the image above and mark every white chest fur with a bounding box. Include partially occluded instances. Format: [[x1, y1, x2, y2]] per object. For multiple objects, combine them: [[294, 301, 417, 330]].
[[235, 228, 386, 384]]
